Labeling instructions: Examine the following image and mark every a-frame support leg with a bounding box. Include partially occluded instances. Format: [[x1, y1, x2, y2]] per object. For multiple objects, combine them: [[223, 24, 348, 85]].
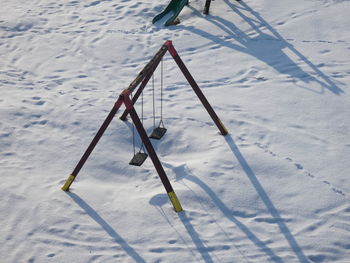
[[61, 97, 124, 191], [165, 41, 228, 136], [124, 95, 183, 213], [204, 0, 212, 15]]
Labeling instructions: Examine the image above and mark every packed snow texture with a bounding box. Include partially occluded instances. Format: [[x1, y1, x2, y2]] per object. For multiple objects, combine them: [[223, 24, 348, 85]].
[[1, 0, 350, 262]]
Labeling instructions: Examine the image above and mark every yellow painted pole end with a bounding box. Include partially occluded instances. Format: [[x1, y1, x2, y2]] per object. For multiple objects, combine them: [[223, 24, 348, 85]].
[[61, 175, 75, 191], [219, 120, 228, 135], [168, 191, 183, 213]]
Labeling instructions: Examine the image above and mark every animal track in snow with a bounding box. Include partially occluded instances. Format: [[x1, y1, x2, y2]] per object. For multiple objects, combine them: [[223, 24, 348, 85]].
[[254, 142, 349, 200]]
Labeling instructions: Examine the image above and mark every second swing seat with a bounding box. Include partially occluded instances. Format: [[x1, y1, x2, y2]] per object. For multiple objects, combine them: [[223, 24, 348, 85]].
[[150, 127, 167, 140]]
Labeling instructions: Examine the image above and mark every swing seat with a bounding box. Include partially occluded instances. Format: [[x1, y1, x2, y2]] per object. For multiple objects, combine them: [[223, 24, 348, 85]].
[[129, 152, 148, 166], [150, 127, 167, 140]]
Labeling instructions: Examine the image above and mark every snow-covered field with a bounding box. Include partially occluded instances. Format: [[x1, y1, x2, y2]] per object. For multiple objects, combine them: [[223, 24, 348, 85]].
[[1, 0, 349, 262]]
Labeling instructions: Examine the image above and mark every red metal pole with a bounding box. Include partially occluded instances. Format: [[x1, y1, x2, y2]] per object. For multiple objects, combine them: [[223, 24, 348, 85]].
[[204, 0, 212, 15], [61, 97, 125, 191], [123, 94, 183, 212], [165, 40, 228, 135]]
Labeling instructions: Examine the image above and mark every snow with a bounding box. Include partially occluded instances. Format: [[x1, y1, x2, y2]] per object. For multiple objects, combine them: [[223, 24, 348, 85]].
[[1, 0, 350, 262]]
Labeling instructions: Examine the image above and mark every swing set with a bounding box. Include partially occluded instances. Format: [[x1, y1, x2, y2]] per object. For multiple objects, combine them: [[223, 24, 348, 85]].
[[61, 40, 228, 212]]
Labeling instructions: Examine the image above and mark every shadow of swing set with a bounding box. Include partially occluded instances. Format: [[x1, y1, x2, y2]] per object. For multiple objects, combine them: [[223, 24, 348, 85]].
[[61, 40, 228, 213], [153, 0, 240, 26]]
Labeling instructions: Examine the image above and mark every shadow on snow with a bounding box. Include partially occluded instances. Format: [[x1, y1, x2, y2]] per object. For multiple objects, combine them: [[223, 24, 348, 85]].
[[157, 134, 310, 262], [66, 192, 146, 263], [150, 194, 216, 263], [173, 0, 342, 95]]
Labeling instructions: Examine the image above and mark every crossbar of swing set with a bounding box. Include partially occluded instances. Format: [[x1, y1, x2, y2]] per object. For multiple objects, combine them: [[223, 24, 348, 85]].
[[119, 46, 166, 121], [61, 40, 228, 213]]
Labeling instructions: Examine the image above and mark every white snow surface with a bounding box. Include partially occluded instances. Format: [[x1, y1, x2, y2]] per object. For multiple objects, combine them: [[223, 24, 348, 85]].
[[1, 0, 350, 262]]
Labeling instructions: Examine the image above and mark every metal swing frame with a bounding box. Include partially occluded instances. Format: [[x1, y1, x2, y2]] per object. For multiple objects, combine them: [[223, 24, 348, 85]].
[[61, 40, 228, 213]]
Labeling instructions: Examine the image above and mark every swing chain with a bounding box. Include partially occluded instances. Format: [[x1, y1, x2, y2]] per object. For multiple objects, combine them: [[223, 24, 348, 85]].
[[151, 58, 165, 129], [130, 92, 136, 155], [129, 89, 148, 166], [139, 89, 146, 153], [131, 90, 146, 155], [160, 58, 164, 126], [149, 58, 167, 140], [152, 73, 156, 128]]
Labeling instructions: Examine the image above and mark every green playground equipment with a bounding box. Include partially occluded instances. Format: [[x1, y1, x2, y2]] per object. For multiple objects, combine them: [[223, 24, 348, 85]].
[[152, 0, 189, 26], [153, 0, 240, 26]]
